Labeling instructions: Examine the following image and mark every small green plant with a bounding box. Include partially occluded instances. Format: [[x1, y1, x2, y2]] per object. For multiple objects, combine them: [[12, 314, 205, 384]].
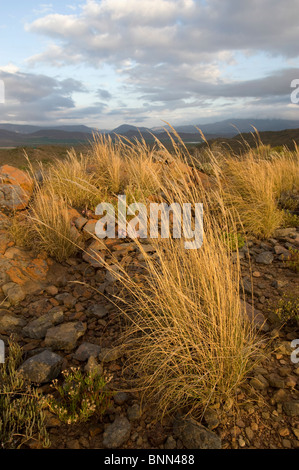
[[0, 338, 50, 449], [46, 367, 111, 424], [282, 210, 299, 228], [222, 231, 245, 251], [275, 295, 299, 324], [285, 248, 299, 273]]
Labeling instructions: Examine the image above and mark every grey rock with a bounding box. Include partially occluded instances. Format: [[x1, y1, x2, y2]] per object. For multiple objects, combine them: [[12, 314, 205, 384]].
[[255, 252, 274, 265], [203, 409, 220, 430], [250, 374, 269, 390], [84, 356, 103, 375], [283, 401, 299, 417], [114, 392, 131, 406], [127, 403, 142, 421], [99, 347, 123, 363], [0, 184, 30, 211], [55, 293, 76, 308], [0, 309, 26, 333], [45, 321, 86, 351], [105, 265, 120, 283], [240, 301, 267, 329], [173, 416, 221, 449], [23, 308, 64, 339], [164, 436, 177, 450], [74, 342, 101, 361], [268, 374, 285, 389], [103, 416, 132, 449], [88, 304, 109, 319], [18, 350, 63, 384], [274, 228, 296, 238], [2, 283, 26, 305]]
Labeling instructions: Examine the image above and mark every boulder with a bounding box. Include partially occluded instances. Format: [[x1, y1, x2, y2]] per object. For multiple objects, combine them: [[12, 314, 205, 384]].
[[18, 350, 63, 384], [44, 321, 86, 351]]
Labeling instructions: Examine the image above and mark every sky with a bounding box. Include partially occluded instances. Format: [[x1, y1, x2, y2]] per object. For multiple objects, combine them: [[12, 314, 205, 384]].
[[0, 0, 299, 129]]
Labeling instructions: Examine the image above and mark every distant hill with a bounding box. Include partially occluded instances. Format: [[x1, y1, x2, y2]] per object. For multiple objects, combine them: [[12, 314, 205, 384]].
[[0, 118, 299, 148], [0, 123, 98, 135], [195, 127, 299, 154]]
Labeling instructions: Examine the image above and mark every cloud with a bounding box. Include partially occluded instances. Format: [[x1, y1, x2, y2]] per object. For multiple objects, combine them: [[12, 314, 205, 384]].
[[0, 70, 96, 123], [97, 88, 112, 100], [27, 0, 299, 69], [3, 0, 299, 126]]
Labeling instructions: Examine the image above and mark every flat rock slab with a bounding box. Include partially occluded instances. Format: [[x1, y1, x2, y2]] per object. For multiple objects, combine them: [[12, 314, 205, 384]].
[[99, 347, 123, 363], [18, 350, 63, 384], [23, 308, 64, 339], [45, 321, 86, 352], [173, 417, 222, 449], [255, 252, 274, 265], [103, 416, 132, 449]]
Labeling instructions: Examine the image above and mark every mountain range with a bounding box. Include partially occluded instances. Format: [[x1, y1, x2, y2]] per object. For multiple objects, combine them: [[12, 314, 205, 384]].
[[0, 119, 298, 147]]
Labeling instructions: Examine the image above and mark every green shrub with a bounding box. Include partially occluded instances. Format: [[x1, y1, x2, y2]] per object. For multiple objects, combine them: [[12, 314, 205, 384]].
[[285, 248, 299, 273], [0, 338, 50, 449], [282, 210, 299, 228], [46, 367, 111, 424], [275, 295, 299, 324], [222, 231, 245, 251]]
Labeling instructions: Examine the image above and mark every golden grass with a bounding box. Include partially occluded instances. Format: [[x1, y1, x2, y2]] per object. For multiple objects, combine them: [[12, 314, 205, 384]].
[[29, 185, 82, 262], [220, 146, 299, 238], [89, 141, 265, 416], [46, 149, 103, 209]]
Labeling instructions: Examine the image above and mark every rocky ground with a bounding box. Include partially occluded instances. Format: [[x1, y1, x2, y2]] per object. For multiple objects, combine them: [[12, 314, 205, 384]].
[[0, 164, 298, 450]]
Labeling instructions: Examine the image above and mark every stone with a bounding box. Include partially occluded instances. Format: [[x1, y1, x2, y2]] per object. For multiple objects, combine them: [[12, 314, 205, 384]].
[[274, 245, 290, 256], [173, 416, 221, 449], [83, 241, 106, 268], [18, 350, 63, 384], [2, 282, 26, 305], [0, 165, 33, 211], [250, 374, 269, 390], [204, 408, 220, 430], [268, 373, 285, 389], [74, 342, 101, 361], [164, 436, 177, 450], [0, 309, 26, 333], [127, 403, 142, 421], [255, 252, 274, 265], [103, 416, 132, 449], [23, 308, 64, 339], [274, 228, 296, 238], [45, 285, 59, 296], [113, 392, 131, 406], [271, 280, 288, 289], [99, 347, 123, 363], [283, 401, 299, 417], [84, 356, 103, 375], [55, 293, 76, 308], [240, 301, 266, 329], [105, 265, 120, 283], [44, 321, 86, 351], [245, 427, 254, 440], [88, 304, 109, 319], [74, 217, 88, 231]]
